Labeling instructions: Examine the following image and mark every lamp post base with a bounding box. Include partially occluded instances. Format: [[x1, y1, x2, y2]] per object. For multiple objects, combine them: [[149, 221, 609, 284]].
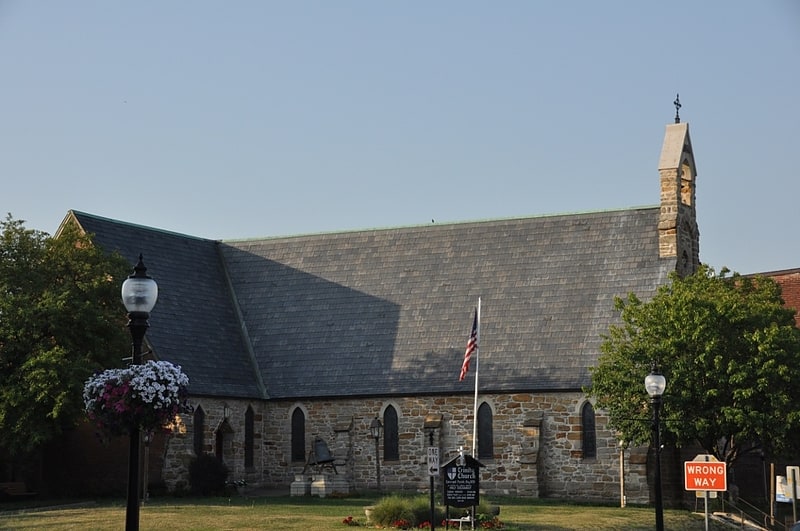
[[126, 426, 141, 531]]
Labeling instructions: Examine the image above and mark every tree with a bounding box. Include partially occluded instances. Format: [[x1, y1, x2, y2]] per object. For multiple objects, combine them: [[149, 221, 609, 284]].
[[587, 264, 800, 467], [0, 215, 131, 458]]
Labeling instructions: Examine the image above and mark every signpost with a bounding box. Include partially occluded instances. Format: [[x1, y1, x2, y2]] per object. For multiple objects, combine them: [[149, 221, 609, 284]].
[[426, 439, 439, 531], [685, 454, 727, 531], [428, 447, 439, 477]]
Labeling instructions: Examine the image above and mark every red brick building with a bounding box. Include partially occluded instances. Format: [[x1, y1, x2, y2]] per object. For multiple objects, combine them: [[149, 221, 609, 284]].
[[766, 269, 800, 326]]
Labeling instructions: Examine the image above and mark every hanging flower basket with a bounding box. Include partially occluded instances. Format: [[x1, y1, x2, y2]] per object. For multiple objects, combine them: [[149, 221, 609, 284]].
[[83, 360, 191, 438]]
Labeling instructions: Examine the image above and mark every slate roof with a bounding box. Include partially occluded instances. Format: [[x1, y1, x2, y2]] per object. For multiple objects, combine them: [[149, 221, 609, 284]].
[[67, 207, 675, 400], [68, 211, 262, 399]]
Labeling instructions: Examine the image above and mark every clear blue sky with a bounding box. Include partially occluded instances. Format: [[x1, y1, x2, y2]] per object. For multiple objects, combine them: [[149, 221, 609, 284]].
[[2, 1, 798, 275]]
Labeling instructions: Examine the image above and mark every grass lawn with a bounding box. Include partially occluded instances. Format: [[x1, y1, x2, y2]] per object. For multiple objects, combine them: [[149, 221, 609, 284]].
[[0, 493, 734, 530]]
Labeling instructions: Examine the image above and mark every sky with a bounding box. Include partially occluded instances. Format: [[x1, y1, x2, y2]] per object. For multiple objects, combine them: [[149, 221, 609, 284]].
[[2, 1, 798, 275]]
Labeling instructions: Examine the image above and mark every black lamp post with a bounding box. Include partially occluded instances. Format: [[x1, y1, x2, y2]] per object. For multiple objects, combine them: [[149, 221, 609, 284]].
[[645, 363, 667, 531], [121, 255, 158, 531], [369, 417, 383, 492]]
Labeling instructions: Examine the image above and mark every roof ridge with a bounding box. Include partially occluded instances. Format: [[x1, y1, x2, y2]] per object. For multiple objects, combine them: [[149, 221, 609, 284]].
[[222, 204, 659, 243]]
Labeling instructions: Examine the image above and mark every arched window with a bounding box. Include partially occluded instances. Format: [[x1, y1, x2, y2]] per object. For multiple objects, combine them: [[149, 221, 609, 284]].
[[291, 407, 306, 462], [581, 402, 597, 459], [383, 405, 399, 461], [477, 402, 494, 459], [215, 426, 224, 461], [193, 406, 205, 455], [680, 160, 694, 206], [245, 405, 255, 468]]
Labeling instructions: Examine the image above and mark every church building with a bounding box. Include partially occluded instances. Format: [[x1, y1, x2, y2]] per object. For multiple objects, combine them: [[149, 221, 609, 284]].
[[59, 118, 700, 502]]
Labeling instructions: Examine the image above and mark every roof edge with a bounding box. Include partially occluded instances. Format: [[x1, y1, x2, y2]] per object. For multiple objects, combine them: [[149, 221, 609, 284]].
[[260, 387, 587, 401], [743, 267, 800, 277], [65, 210, 217, 243], [222, 204, 660, 244]]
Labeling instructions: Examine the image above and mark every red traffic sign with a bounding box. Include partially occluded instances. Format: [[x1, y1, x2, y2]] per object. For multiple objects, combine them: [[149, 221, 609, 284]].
[[684, 456, 727, 492]]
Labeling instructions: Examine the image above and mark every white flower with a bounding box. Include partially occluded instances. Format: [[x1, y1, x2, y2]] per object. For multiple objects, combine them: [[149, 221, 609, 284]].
[[83, 360, 190, 434]]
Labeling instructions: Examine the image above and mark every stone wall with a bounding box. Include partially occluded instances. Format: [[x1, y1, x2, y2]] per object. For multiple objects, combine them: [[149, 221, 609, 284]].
[[161, 391, 649, 504], [161, 397, 268, 492]]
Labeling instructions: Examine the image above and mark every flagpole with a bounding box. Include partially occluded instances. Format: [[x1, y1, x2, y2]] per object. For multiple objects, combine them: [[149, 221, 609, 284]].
[[471, 297, 481, 456]]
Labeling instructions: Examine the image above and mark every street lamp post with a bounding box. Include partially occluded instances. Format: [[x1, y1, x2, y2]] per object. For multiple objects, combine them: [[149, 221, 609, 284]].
[[370, 417, 383, 492], [121, 255, 158, 531], [645, 363, 667, 531]]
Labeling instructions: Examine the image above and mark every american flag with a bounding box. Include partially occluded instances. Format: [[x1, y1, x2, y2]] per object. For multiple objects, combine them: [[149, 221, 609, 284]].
[[459, 309, 478, 381]]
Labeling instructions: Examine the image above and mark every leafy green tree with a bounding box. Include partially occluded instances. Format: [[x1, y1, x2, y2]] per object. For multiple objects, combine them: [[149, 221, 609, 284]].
[[587, 264, 800, 466], [0, 215, 131, 457]]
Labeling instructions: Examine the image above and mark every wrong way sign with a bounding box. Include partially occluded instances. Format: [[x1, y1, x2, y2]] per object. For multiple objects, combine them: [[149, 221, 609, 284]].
[[684, 455, 727, 492]]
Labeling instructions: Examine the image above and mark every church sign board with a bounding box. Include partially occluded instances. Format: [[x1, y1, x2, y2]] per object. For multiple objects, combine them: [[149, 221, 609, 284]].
[[442, 453, 484, 508]]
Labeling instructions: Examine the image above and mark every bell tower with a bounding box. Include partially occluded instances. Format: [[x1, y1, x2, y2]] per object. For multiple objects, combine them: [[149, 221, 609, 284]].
[[658, 96, 699, 276]]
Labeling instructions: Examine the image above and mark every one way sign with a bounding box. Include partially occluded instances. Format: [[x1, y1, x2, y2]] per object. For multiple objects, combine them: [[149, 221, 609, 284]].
[[684, 454, 727, 492], [427, 447, 439, 476]]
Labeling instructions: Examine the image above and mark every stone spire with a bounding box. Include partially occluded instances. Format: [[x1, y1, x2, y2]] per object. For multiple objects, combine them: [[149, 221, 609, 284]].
[[658, 120, 699, 276]]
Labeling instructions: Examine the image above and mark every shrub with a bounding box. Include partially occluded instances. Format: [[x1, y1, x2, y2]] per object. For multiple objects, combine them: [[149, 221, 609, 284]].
[[369, 494, 415, 526], [409, 495, 445, 526], [370, 494, 446, 528], [188, 453, 229, 495], [170, 481, 190, 497], [476, 499, 500, 517], [147, 480, 168, 498], [439, 500, 502, 529]]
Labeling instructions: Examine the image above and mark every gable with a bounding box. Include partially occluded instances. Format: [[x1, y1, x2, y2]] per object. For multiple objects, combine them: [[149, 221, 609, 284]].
[[68, 211, 264, 399]]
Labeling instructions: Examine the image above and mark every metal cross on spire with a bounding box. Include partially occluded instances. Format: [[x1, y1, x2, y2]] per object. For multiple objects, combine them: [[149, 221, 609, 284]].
[[673, 93, 681, 124]]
